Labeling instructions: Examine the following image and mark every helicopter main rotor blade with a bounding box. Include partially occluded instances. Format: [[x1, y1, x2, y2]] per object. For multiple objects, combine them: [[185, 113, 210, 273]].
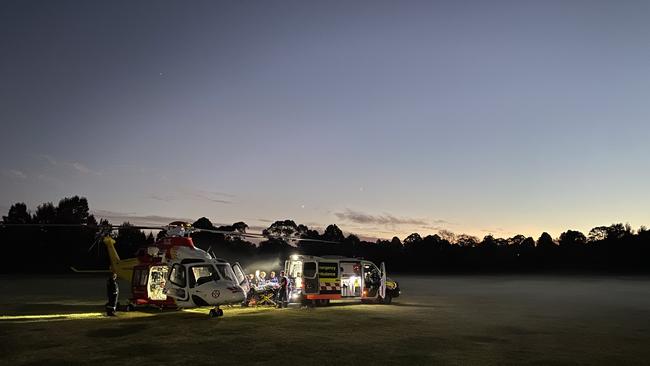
[[0, 223, 168, 230], [194, 228, 340, 244], [1, 223, 343, 244]]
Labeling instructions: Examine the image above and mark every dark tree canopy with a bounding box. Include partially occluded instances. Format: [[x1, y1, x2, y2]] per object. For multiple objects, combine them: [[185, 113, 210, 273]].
[[537, 232, 555, 248], [1, 197, 649, 274], [559, 230, 587, 247], [3, 203, 31, 224]]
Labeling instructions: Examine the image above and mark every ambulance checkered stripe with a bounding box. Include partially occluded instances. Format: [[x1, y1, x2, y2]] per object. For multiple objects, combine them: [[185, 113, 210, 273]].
[[320, 282, 341, 291]]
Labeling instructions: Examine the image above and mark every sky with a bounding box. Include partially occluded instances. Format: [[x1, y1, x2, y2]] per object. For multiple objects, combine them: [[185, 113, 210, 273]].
[[1, 0, 650, 240]]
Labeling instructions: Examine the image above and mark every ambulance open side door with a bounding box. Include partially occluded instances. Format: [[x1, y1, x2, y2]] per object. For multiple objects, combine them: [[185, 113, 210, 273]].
[[379, 261, 387, 300]]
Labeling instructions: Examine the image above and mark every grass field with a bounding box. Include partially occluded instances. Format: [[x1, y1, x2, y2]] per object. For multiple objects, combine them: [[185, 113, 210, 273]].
[[1, 275, 650, 365]]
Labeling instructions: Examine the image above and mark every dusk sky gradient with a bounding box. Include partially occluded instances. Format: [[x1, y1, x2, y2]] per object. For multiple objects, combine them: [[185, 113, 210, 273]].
[[2, 0, 649, 240]]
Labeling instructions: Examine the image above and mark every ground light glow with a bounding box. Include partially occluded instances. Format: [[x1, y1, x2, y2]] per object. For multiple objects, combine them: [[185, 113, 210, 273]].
[[0, 311, 158, 323], [0, 312, 106, 323]]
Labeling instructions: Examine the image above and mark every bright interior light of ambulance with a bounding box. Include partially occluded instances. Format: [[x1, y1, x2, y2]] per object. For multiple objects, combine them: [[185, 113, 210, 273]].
[[295, 277, 303, 288]]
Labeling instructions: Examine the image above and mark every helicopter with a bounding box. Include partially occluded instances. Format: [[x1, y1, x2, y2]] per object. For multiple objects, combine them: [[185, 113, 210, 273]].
[[104, 221, 256, 317]]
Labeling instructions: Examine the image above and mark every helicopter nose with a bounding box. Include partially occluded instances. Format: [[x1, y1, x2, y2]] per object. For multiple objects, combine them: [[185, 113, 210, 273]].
[[226, 283, 246, 302]]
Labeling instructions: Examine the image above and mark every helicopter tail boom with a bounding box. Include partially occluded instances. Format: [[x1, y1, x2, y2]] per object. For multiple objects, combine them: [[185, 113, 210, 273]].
[[103, 236, 137, 282]]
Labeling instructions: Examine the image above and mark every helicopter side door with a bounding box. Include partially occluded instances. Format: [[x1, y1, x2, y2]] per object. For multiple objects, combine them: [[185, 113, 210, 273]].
[[186, 264, 222, 306], [231, 262, 250, 294], [165, 263, 189, 302]]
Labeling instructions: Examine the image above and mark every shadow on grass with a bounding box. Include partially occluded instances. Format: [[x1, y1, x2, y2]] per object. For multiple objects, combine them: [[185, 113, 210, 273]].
[[324, 301, 439, 309], [2, 303, 103, 316], [86, 323, 149, 338]]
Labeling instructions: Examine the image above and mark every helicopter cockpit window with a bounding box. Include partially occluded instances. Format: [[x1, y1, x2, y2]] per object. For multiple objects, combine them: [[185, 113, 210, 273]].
[[215, 264, 236, 282], [190, 265, 220, 287], [169, 264, 186, 287]]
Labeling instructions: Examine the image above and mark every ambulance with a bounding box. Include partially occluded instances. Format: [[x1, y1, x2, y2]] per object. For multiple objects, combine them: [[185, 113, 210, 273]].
[[284, 254, 400, 305]]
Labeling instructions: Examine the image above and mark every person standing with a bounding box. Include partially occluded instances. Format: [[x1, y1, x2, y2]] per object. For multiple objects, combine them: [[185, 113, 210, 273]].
[[106, 272, 119, 316], [277, 271, 289, 308]]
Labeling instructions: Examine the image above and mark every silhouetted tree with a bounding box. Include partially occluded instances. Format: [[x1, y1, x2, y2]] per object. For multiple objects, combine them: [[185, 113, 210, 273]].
[[3, 203, 31, 224], [56, 196, 90, 224], [3, 196, 650, 274], [193, 217, 215, 230], [33, 203, 56, 224], [536, 232, 555, 248], [322, 224, 345, 242], [457, 234, 479, 247]]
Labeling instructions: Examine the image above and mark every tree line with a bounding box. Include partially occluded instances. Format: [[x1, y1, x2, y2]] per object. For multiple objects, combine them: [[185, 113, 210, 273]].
[[1, 196, 649, 273]]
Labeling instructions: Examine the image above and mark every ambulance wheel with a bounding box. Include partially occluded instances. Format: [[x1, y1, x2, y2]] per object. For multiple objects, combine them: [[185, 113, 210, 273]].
[[125, 304, 135, 312], [381, 294, 392, 304]]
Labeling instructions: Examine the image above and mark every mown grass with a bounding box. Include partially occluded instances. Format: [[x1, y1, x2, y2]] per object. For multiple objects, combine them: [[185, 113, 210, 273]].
[[2, 275, 650, 366]]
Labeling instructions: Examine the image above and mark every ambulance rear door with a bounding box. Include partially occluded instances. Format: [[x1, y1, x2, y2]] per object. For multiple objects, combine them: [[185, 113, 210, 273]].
[[302, 261, 318, 294]]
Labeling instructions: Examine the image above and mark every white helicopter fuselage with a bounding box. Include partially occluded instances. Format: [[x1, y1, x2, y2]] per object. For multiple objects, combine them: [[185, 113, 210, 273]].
[[162, 246, 248, 308]]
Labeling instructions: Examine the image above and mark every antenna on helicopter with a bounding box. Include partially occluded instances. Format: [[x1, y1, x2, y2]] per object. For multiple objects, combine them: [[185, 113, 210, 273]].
[[206, 245, 216, 258]]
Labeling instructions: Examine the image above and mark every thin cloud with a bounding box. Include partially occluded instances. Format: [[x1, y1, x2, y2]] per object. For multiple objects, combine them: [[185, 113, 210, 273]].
[[420, 225, 448, 232], [2, 169, 27, 180], [148, 194, 175, 202], [146, 189, 232, 204], [36, 174, 64, 187], [36, 154, 57, 166], [207, 191, 236, 198], [334, 208, 437, 227], [481, 228, 516, 236], [35, 154, 101, 175], [70, 162, 101, 175], [178, 187, 233, 204], [92, 210, 194, 227]]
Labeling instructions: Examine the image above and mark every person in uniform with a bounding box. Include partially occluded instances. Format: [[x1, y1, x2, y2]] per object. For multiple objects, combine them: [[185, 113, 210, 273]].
[[258, 271, 267, 286], [268, 271, 278, 284], [277, 271, 289, 308], [106, 272, 119, 316]]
